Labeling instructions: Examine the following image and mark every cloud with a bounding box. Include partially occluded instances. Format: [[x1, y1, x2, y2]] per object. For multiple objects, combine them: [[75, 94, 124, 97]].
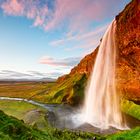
[[27, 71, 46, 77], [0, 70, 63, 79], [50, 24, 108, 46], [39, 56, 81, 67], [1, 0, 24, 16], [0, 70, 32, 77], [1, 0, 49, 27], [28, 71, 63, 78], [0, 0, 128, 31]]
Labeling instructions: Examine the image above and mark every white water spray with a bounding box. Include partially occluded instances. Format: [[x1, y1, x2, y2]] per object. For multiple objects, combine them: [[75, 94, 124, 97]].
[[83, 20, 128, 130]]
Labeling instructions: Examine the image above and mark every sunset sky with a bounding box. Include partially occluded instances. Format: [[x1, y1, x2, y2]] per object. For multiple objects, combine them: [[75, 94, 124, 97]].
[[0, 0, 130, 79]]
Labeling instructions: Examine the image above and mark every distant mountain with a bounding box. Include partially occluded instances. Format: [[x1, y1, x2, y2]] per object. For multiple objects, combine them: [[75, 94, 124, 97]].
[[0, 78, 56, 82]]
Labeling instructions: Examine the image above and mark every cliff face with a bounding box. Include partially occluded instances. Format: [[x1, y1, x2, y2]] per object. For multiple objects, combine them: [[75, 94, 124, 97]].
[[116, 0, 140, 100], [34, 0, 139, 105], [56, 0, 140, 103], [57, 47, 98, 83]]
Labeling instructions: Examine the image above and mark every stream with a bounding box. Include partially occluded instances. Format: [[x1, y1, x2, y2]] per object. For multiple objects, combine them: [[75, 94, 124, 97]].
[[0, 97, 140, 134]]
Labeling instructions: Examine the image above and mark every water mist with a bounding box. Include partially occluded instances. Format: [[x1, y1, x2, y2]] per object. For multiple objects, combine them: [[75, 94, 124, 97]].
[[83, 20, 128, 130]]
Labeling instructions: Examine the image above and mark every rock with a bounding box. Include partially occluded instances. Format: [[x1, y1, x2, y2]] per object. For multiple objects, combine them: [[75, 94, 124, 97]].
[[56, 0, 140, 102], [45, 111, 56, 127]]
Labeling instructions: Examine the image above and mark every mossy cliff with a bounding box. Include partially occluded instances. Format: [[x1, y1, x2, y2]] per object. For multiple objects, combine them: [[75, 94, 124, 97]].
[[32, 0, 140, 107]]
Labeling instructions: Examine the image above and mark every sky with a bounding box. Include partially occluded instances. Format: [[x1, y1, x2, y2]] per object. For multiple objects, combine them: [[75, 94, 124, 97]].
[[0, 0, 130, 80]]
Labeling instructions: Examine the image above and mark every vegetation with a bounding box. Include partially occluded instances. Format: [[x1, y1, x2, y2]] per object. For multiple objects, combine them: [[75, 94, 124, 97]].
[[0, 110, 103, 140], [121, 99, 140, 120], [0, 100, 45, 119], [107, 127, 140, 140], [0, 74, 87, 105], [0, 100, 49, 131], [32, 74, 87, 105], [1, 108, 140, 140], [0, 81, 54, 99]]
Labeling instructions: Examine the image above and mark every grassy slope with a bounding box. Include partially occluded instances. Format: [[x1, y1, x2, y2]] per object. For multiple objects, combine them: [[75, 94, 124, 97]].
[[0, 110, 103, 140], [0, 100, 49, 131], [0, 100, 45, 119], [0, 110, 51, 140], [121, 99, 140, 120], [32, 74, 87, 105], [1, 109, 140, 140], [106, 127, 140, 140], [0, 100, 140, 140]]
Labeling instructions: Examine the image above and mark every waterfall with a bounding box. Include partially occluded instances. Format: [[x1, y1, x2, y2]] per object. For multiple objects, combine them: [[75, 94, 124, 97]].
[[83, 20, 128, 130]]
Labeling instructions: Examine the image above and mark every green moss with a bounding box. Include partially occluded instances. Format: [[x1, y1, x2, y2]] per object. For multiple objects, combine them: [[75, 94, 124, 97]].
[[71, 74, 87, 105], [121, 99, 140, 120], [33, 74, 87, 105]]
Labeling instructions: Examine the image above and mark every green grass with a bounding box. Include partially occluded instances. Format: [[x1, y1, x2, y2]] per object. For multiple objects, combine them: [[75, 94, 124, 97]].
[[0, 100, 45, 120], [32, 74, 87, 105], [106, 127, 140, 140], [0, 110, 103, 140], [0, 100, 51, 130], [1, 100, 140, 139], [0, 110, 53, 140], [2, 108, 140, 140], [121, 99, 140, 120], [0, 100, 49, 131]]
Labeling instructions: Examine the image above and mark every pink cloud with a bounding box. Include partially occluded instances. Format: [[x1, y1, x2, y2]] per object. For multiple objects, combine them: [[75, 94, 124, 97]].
[[1, 0, 49, 28], [1, 0, 23, 16], [50, 23, 108, 46], [39, 56, 81, 67], [0, 0, 127, 31], [44, 0, 125, 32]]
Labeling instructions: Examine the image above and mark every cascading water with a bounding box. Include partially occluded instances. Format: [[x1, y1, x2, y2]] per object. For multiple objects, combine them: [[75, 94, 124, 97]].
[[83, 20, 128, 130]]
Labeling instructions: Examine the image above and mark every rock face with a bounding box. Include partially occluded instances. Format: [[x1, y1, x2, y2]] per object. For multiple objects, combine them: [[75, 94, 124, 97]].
[[70, 47, 99, 77], [33, 0, 139, 105], [56, 0, 140, 103], [116, 0, 140, 101], [57, 47, 98, 83]]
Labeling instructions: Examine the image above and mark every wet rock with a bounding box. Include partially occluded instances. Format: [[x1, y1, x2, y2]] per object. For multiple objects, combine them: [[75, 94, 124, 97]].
[[45, 111, 56, 127]]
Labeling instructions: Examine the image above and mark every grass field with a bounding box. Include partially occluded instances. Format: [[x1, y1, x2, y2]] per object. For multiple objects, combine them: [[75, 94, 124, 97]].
[[0, 100, 45, 119], [0, 100, 49, 131], [1, 80, 139, 119], [0, 81, 55, 100]]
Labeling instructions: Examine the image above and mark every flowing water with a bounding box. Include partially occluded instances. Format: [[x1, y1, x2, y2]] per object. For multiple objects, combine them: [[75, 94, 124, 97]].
[[83, 20, 128, 130]]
